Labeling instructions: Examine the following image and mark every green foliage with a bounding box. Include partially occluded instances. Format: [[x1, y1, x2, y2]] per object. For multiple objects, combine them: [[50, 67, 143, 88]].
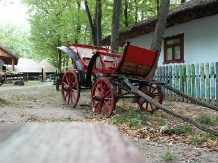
[[18, 0, 178, 69], [167, 102, 175, 108], [162, 151, 176, 162], [0, 24, 32, 58], [0, 98, 6, 106], [215, 114, 218, 121], [173, 125, 193, 135], [63, 116, 72, 122], [195, 114, 214, 125], [111, 109, 151, 129], [28, 115, 39, 121], [191, 135, 206, 144]]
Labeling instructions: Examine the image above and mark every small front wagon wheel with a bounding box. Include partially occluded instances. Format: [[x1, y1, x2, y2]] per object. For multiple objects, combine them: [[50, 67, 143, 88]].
[[91, 77, 115, 117], [61, 70, 80, 108]]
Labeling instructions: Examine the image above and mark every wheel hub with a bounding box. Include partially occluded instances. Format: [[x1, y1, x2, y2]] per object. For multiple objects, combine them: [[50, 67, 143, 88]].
[[94, 94, 104, 102], [64, 85, 70, 91]]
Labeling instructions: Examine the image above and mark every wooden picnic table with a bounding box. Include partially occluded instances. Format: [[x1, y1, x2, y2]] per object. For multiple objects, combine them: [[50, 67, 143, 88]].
[[4, 74, 25, 84]]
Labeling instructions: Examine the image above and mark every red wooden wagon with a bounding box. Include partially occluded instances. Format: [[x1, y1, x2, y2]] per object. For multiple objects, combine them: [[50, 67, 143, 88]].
[[58, 41, 163, 117]]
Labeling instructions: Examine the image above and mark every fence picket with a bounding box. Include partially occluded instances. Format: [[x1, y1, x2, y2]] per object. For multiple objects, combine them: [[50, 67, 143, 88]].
[[216, 62, 218, 106], [191, 64, 195, 98], [200, 63, 205, 102], [187, 64, 191, 103], [210, 62, 215, 105], [179, 65, 183, 102], [169, 66, 172, 100], [161, 66, 165, 100], [196, 63, 200, 100], [176, 65, 179, 101], [205, 63, 210, 103], [172, 65, 175, 101], [165, 66, 169, 100], [183, 65, 187, 103]]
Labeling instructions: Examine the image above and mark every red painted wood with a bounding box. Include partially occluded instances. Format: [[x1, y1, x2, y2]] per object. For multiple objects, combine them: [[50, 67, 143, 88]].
[[125, 44, 156, 66]]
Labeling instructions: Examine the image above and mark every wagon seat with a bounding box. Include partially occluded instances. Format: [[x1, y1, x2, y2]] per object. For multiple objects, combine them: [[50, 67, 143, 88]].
[[112, 42, 157, 78], [67, 43, 117, 72]]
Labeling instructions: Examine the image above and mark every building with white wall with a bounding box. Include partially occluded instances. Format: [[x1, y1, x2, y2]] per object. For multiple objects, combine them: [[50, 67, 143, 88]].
[[99, 0, 218, 67]]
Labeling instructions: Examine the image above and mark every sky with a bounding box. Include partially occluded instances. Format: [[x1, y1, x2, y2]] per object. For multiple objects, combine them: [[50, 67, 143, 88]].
[[0, 0, 29, 27]]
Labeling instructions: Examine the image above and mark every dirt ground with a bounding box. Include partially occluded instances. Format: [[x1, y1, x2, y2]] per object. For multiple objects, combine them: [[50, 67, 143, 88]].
[[0, 81, 217, 163]]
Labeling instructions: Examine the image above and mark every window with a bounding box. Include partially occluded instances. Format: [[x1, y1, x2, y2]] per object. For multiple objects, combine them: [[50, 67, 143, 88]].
[[163, 33, 184, 64]]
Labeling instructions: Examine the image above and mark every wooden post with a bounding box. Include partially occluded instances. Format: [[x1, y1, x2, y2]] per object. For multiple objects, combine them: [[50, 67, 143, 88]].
[[42, 68, 44, 82], [12, 57, 15, 71]]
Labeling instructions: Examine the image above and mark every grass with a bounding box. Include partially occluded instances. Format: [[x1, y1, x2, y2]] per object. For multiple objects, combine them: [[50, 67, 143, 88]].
[[191, 135, 206, 144], [63, 116, 72, 122], [162, 151, 176, 162], [195, 114, 214, 125], [173, 125, 193, 135], [27, 115, 39, 121], [167, 102, 175, 108], [0, 98, 6, 106], [2, 81, 44, 87], [215, 114, 218, 121], [111, 108, 151, 129]]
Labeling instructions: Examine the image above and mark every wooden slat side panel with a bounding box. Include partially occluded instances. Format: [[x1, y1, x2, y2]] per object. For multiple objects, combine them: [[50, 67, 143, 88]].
[[119, 61, 151, 74]]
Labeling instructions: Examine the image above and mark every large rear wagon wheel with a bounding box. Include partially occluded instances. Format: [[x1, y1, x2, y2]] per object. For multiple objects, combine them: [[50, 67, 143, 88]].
[[91, 77, 115, 117], [61, 70, 80, 108], [137, 80, 163, 113]]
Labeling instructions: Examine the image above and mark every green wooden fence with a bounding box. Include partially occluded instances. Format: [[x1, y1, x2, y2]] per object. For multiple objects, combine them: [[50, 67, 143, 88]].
[[154, 62, 218, 106]]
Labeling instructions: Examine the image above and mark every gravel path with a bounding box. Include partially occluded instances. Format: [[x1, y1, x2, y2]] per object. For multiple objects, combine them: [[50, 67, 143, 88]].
[[0, 82, 217, 163]]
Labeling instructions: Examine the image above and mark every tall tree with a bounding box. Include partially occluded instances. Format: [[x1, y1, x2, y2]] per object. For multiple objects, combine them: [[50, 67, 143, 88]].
[[0, 24, 32, 58], [84, 0, 102, 46], [147, 0, 170, 78], [110, 0, 122, 52], [124, 0, 128, 27]]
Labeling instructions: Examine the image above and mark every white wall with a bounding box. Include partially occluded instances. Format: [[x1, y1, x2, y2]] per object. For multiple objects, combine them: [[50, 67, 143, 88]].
[[129, 14, 218, 66]]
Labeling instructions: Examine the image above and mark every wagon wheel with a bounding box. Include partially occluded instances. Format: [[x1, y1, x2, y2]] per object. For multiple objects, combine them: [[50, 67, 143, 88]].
[[137, 79, 163, 113], [61, 70, 80, 108], [0, 75, 5, 86], [91, 77, 116, 117], [55, 75, 60, 91]]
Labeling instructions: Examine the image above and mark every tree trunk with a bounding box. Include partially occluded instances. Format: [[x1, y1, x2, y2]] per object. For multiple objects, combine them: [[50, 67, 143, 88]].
[[75, 0, 81, 43], [110, 0, 122, 52], [57, 38, 62, 73], [96, 0, 102, 46], [147, 0, 170, 78], [84, 0, 97, 45], [181, 0, 185, 3], [124, 0, 128, 27], [134, 0, 138, 24], [156, 0, 160, 13]]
